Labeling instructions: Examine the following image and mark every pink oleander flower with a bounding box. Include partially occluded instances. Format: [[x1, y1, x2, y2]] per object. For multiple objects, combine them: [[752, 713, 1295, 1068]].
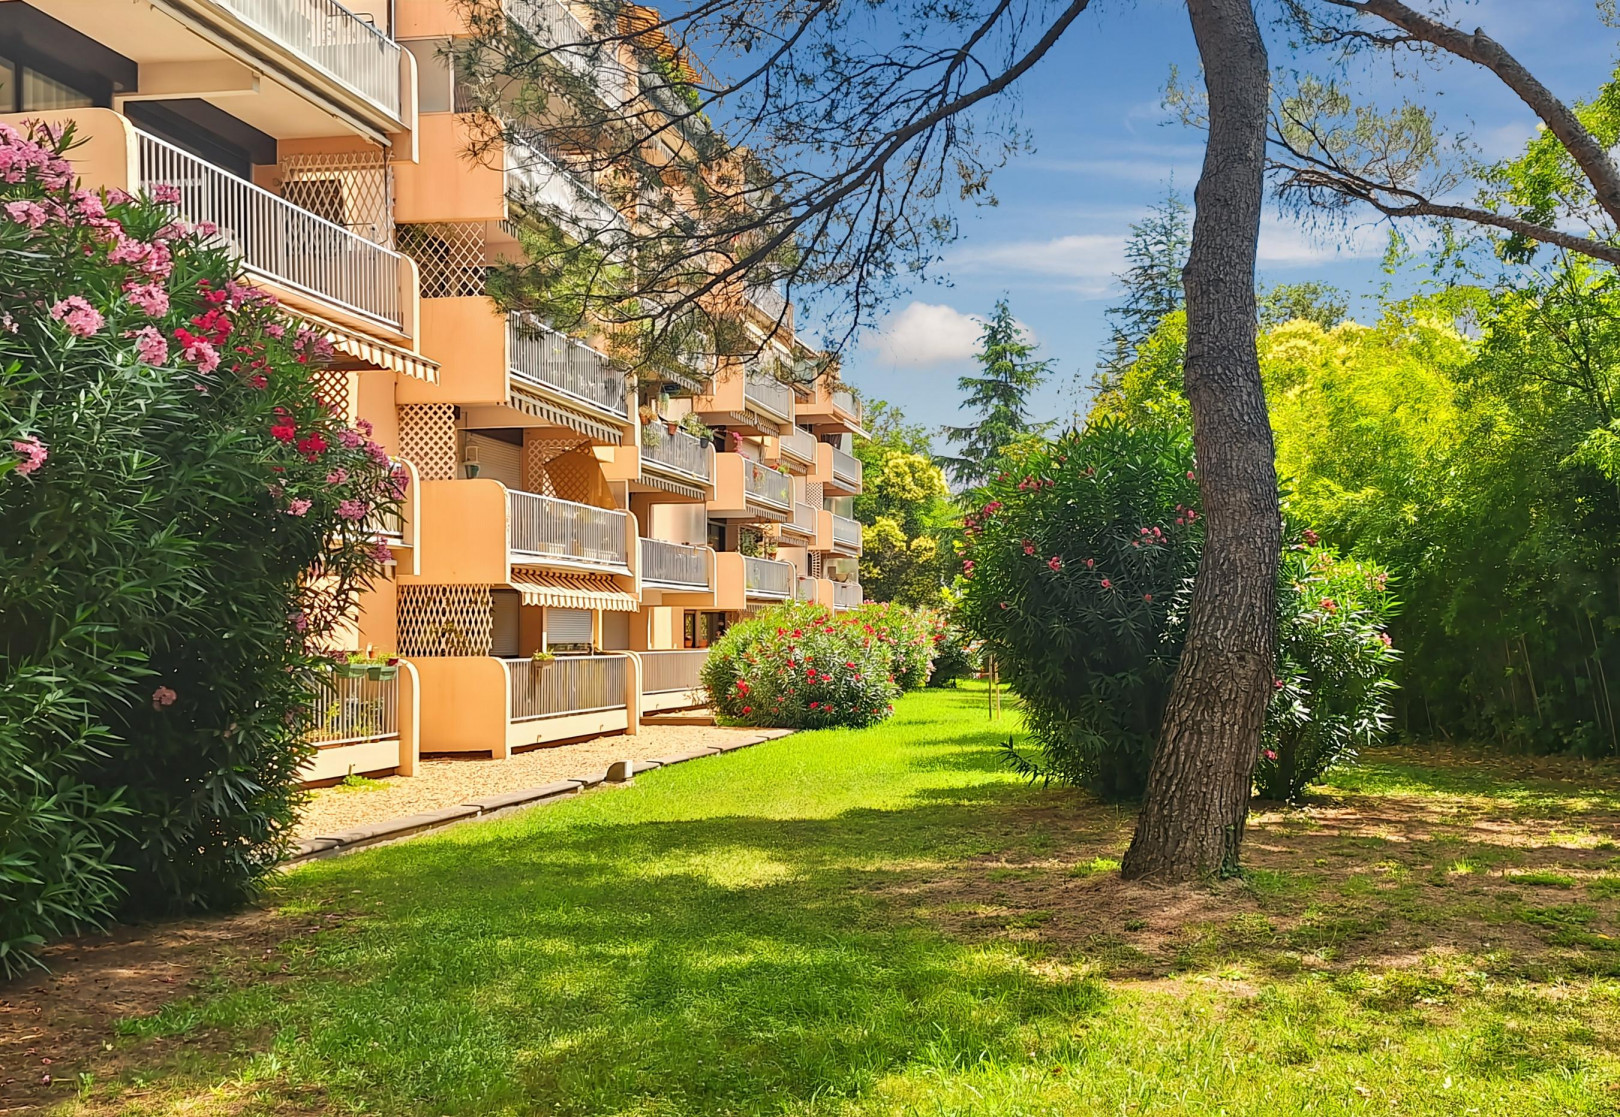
[[289, 611, 309, 634], [4, 199, 47, 229], [371, 541, 395, 565], [1100, 578, 1112, 590], [149, 182, 182, 204], [325, 468, 349, 485], [337, 428, 363, 449], [1047, 555, 1063, 572], [151, 685, 178, 710], [365, 441, 389, 465], [180, 337, 220, 374], [11, 435, 47, 476], [264, 322, 285, 339], [70, 189, 105, 219], [1264, 749, 1278, 761], [127, 325, 168, 365], [49, 296, 104, 338], [336, 499, 368, 521], [355, 418, 374, 437], [123, 281, 169, 317], [286, 498, 312, 517]]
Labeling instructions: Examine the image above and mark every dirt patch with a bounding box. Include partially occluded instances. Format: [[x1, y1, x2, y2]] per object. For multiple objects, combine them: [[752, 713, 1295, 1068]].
[[0, 910, 311, 1112], [892, 782, 1620, 979]]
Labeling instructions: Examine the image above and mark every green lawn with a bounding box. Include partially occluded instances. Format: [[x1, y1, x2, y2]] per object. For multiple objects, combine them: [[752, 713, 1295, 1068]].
[[49, 685, 1620, 1115]]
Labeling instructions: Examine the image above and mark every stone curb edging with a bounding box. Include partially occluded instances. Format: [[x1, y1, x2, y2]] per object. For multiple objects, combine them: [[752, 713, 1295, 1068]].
[[285, 731, 791, 865]]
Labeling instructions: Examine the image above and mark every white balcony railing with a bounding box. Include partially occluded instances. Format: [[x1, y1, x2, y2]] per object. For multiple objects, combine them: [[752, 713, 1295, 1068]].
[[507, 489, 629, 569], [832, 513, 862, 549], [832, 581, 863, 609], [641, 649, 709, 694], [795, 575, 818, 602], [218, 0, 402, 117], [505, 0, 629, 105], [832, 389, 860, 422], [744, 556, 794, 599], [505, 133, 626, 238], [306, 669, 399, 747], [747, 283, 788, 324], [783, 501, 816, 537], [640, 538, 710, 590], [742, 458, 792, 511], [778, 426, 818, 465], [641, 425, 711, 482], [828, 445, 863, 488], [507, 654, 628, 720], [507, 313, 629, 418], [138, 130, 404, 330], [744, 372, 794, 420]]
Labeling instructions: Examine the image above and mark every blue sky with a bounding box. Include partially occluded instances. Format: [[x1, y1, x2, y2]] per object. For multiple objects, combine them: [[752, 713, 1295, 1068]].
[[823, 0, 1620, 437]]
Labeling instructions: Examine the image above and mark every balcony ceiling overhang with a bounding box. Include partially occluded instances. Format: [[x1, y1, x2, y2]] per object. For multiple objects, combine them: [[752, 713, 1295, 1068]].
[[634, 471, 706, 501], [26, 0, 396, 142], [481, 385, 627, 444], [507, 570, 639, 612]]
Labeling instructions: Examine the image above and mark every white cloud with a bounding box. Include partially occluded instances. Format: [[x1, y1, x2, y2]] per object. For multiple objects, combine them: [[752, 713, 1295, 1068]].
[[869, 302, 988, 368], [1257, 213, 1386, 267], [947, 233, 1127, 295]]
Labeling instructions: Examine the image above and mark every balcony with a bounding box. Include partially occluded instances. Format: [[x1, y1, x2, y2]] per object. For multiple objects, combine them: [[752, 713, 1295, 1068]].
[[832, 581, 864, 610], [137, 128, 407, 331], [813, 441, 864, 495], [508, 490, 631, 571], [771, 426, 819, 469], [217, 0, 402, 118], [831, 513, 863, 555], [507, 654, 630, 721], [747, 283, 790, 327], [795, 575, 819, 602], [299, 663, 417, 782], [745, 372, 795, 422], [744, 556, 795, 601], [505, 132, 626, 240], [506, 0, 629, 106], [507, 314, 628, 419], [640, 538, 712, 591], [710, 454, 792, 521], [781, 501, 817, 541], [796, 381, 867, 436], [640, 649, 710, 712], [641, 425, 713, 485]]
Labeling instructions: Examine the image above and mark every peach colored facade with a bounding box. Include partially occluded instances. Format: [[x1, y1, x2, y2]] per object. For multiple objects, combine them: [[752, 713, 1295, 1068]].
[[3, 0, 863, 780]]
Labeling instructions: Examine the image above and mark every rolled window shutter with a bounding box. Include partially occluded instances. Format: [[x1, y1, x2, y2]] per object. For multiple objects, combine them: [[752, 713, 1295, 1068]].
[[491, 590, 520, 657], [547, 607, 592, 646]]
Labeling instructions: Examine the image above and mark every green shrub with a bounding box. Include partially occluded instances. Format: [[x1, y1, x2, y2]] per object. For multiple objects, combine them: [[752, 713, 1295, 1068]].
[[926, 622, 978, 688], [957, 414, 1398, 800], [956, 415, 1202, 798], [851, 600, 942, 690], [1258, 543, 1399, 800], [0, 121, 398, 973], [701, 603, 903, 728]]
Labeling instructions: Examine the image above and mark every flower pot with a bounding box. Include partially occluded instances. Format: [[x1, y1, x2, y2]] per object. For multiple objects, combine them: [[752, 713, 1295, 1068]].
[[374, 665, 397, 681], [334, 663, 369, 679], [365, 666, 383, 681]]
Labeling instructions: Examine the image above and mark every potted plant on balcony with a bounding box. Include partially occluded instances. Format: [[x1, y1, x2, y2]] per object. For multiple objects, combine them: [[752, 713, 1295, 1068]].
[[344, 650, 398, 682]]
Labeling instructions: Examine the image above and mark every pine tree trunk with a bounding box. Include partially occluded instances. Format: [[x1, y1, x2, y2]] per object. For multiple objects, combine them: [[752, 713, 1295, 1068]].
[[1120, 0, 1278, 881]]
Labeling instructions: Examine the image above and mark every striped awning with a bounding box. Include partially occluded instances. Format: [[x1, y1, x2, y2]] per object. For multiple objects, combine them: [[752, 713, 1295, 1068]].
[[509, 384, 626, 444], [508, 570, 639, 612], [637, 471, 706, 501], [292, 313, 439, 382]]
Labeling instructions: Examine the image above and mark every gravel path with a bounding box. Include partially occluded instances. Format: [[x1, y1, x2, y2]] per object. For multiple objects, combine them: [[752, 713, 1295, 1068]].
[[295, 724, 783, 842]]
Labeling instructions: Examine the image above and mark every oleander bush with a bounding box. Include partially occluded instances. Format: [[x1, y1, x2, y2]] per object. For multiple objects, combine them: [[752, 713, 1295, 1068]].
[[703, 602, 945, 729], [1258, 543, 1399, 801], [0, 121, 399, 975], [851, 600, 945, 691], [958, 413, 1398, 800]]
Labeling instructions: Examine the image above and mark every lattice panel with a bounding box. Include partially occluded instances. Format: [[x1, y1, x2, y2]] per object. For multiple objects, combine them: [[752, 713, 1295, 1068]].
[[399, 404, 458, 480], [398, 584, 493, 656], [545, 446, 613, 507], [397, 222, 489, 298], [310, 367, 353, 422], [806, 481, 824, 509], [809, 552, 824, 577], [280, 149, 393, 246]]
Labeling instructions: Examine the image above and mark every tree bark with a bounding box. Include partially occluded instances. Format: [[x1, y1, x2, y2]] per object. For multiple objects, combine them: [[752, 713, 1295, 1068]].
[[1121, 0, 1278, 881]]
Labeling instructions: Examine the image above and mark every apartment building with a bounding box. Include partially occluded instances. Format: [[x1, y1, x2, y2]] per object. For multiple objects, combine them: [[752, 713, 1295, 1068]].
[[0, 0, 862, 783]]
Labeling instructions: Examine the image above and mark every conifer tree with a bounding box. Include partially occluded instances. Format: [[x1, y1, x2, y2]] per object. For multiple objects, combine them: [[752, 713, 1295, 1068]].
[[939, 300, 1052, 488], [1095, 190, 1192, 391]]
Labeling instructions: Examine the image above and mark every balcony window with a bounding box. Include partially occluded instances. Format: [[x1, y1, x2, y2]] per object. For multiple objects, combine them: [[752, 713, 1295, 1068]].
[[403, 38, 456, 113], [683, 610, 729, 649]]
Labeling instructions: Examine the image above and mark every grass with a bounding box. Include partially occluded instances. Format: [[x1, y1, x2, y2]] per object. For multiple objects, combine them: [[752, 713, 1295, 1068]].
[[41, 685, 1620, 1115]]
